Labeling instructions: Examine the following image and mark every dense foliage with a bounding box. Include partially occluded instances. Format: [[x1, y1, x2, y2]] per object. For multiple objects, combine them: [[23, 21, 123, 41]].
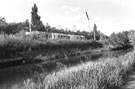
[[109, 31, 130, 48], [0, 19, 29, 34]]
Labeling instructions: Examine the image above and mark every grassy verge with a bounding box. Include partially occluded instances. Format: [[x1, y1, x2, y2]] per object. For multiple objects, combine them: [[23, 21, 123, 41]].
[[0, 36, 103, 63], [23, 50, 135, 89]]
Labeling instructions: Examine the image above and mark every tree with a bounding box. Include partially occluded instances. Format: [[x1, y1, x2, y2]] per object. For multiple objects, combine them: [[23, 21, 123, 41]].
[[45, 23, 51, 32], [93, 24, 97, 33], [0, 16, 6, 25], [128, 30, 135, 46], [92, 23, 101, 40], [109, 31, 130, 47], [100, 32, 108, 40], [31, 3, 44, 31]]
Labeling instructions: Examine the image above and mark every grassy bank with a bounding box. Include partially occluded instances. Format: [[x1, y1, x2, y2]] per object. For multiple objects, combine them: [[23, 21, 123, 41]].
[[0, 36, 103, 63], [23, 50, 135, 89]]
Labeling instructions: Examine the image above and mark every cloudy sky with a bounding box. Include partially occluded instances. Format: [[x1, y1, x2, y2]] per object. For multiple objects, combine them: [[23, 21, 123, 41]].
[[0, 0, 135, 35]]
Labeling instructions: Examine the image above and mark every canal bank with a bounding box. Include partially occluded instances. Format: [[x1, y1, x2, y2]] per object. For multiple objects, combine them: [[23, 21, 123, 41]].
[[0, 47, 133, 89]]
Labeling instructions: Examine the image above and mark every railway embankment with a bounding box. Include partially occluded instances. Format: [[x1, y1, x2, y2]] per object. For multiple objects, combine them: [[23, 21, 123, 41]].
[[0, 37, 104, 67]]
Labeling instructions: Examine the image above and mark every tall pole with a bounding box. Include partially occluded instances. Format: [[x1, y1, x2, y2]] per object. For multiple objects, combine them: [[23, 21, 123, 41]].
[[29, 19, 31, 33], [93, 23, 96, 41], [85, 11, 91, 31]]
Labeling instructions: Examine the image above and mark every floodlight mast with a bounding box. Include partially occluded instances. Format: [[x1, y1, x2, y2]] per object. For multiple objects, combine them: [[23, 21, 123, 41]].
[[85, 11, 95, 40], [85, 11, 91, 31]]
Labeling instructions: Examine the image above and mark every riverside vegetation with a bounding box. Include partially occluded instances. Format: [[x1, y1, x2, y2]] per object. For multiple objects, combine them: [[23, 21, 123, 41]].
[[0, 33, 134, 89], [1, 3, 135, 89], [0, 34, 103, 64], [22, 49, 135, 89]]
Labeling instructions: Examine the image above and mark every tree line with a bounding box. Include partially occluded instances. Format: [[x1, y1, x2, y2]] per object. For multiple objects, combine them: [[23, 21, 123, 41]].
[[1, 3, 135, 48], [0, 4, 107, 40]]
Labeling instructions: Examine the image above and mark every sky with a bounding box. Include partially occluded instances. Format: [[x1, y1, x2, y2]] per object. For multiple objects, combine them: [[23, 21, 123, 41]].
[[0, 0, 135, 36]]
